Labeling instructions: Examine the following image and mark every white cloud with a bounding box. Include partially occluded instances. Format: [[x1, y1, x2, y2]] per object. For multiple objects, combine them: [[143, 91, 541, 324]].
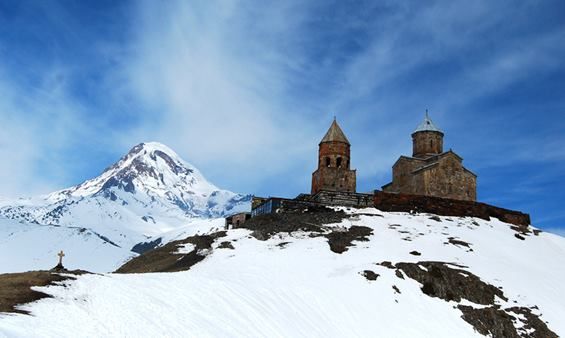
[[0, 59, 125, 197], [114, 0, 322, 192], [1, 0, 564, 199]]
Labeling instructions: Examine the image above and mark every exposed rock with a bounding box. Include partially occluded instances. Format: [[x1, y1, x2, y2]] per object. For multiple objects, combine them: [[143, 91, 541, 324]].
[[116, 231, 226, 273], [409, 251, 421, 256], [514, 233, 526, 241], [241, 207, 346, 241], [446, 237, 473, 250], [396, 261, 506, 304], [459, 305, 558, 338], [324, 226, 373, 254], [277, 242, 290, 248], [218, 241, 234, 250], [458, 305, 519, 338], [131, 238, 162, 254], [378, 261, 395, 269], [50, 263, 67, 273], [507, 307, 558, 338], [394, 261, 557, 337], [395, 269, 405, 279], [362, 270, 379, 281], [241, 208, 372, 254]]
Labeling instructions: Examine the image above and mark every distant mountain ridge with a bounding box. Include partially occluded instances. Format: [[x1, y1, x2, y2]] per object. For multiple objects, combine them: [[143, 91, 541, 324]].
[[0, 142, 251, 251]]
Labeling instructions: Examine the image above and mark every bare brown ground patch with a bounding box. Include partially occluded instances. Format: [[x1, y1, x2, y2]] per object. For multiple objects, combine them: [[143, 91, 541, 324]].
[[115, 231, 226, 273], [0, 270, 86, 314]]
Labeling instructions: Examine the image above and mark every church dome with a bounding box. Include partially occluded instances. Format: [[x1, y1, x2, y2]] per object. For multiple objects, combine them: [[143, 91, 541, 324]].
[[413, 111, 443, 134]]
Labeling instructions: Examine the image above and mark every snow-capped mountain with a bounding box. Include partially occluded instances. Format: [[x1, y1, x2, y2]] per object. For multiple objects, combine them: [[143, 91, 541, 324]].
[[0, 142, 251, 251], [1, 208, 563, 337]]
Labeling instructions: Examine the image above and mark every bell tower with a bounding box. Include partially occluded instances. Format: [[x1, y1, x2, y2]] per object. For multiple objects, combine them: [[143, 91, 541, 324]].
[[311, 118, 356, 195], [412, 111, 444, 158]]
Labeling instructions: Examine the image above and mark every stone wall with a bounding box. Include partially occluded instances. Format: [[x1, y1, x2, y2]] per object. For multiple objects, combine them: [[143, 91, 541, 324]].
[[423, 155, 476, 201], [318, 142, 351, 169], [412, 131, 443, 158], [310, 190, 373, 207], [384, 152, 476, 201], [312, 167, 356, 194], [312, 140, 356, 194], [373, 191, 530, 227], [384, 157, 425, 195]]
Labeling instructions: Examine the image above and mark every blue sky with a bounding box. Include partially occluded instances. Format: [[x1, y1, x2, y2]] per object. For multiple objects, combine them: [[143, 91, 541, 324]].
[[0, 1, 564, 234]]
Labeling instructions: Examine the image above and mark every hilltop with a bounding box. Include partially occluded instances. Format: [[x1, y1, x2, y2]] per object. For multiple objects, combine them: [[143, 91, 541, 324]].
[[1, 207, 563, 337]]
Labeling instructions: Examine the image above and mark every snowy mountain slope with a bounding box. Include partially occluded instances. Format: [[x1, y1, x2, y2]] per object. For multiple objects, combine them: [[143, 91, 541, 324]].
[[0, 142, 251, 251], [1, 208, 563, 337], [0, 218, 135, 273]]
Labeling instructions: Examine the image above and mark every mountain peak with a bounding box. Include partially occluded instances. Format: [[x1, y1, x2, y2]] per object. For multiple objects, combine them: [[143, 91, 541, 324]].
[[0, 142, 253, 247], [45, 142, 219, 202], [127, 142, 181, 159]]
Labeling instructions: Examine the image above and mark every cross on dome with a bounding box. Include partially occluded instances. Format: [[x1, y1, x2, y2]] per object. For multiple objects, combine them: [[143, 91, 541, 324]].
[[413, 110, 443, 134]]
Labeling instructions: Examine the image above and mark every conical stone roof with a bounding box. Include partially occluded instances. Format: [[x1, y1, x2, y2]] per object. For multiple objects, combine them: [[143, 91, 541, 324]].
[[413, 111, 443, 134], [320, 119, 350, 144]]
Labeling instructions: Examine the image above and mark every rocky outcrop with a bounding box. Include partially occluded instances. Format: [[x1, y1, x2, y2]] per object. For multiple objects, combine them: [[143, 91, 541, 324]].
[[389, 261, 557, 338], [242, 206, 346, 240], [395, 261, 506, 304], [116, 231, 227, 273]]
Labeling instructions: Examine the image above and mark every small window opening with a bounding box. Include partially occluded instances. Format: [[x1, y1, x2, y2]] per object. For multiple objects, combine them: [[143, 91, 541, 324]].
[[325, 157, 331, 167], [336, 157, 342, 168]]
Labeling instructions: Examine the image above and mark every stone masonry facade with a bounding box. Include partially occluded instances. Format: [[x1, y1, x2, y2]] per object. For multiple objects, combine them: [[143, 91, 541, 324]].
[[382, 113, 477, 201], [250, 114, 527, 226], [311, 119, 356, 194]]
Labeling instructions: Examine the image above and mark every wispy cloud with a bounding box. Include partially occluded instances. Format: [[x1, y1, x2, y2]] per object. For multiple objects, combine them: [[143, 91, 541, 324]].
[[0, 0, 564, 233]]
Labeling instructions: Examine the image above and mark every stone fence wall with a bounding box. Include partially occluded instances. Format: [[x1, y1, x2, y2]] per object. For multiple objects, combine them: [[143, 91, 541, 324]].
[[250, 190, 531, 228], [373, 191, 530, 227], [310, 190, 373, 207]]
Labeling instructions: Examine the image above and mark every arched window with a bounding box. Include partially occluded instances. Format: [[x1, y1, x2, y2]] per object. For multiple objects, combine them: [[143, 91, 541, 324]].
[[325, 157, 331, 167], [430, 140, 433, 148], [336, 157, 342, 168]]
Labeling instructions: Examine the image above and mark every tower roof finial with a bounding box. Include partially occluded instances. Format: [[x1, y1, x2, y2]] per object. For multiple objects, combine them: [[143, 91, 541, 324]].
[[413, 110, 443, 134], [321, 118, 350, 144]]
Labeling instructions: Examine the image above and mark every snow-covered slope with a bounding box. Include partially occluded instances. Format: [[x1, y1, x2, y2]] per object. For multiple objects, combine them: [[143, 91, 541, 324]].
[[0, 218, 135, 273], [1, 208, 563, 337], [0, 142, 251, 252]]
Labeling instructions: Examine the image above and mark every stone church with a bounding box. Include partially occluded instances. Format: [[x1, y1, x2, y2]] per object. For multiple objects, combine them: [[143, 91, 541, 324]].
[[311, 118, 356, 194], [382, 112, 477, 201]]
